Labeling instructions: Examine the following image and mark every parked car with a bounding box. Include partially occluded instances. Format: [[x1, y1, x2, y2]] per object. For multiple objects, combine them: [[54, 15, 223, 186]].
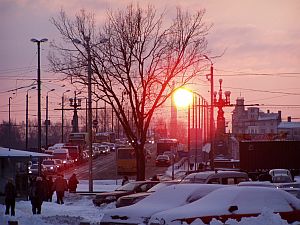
[[155, 154, 171, 167], [42, 159, 57, 174], [180, 170, 249, 185], [93, 180, 159, 206], [148, 186, 300, 225], [100, 184, 225, 225], [29, 164, 45, 175], [116, 180, 180, 208]]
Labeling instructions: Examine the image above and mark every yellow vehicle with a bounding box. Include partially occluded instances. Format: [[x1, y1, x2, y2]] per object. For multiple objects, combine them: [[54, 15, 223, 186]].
[[117, 147, 136, 175]]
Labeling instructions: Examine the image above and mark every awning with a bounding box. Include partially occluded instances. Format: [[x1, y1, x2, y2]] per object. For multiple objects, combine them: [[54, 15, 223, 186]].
[[0, 147, 52, 158]]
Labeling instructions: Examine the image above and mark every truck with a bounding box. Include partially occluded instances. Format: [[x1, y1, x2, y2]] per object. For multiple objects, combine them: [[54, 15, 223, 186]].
[[52, 148, 72, 169], [239, 140, 300, 180]]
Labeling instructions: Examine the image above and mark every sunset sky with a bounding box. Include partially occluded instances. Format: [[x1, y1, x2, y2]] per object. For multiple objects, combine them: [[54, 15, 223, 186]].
[[0, 0, 299, 129]]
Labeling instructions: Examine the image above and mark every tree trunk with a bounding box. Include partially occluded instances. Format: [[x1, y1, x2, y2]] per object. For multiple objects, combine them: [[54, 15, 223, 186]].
[[136, 145, 146, 181]]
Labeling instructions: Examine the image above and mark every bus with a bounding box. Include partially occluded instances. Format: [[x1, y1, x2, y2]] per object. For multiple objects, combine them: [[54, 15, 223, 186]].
[[156, 138, 179, 156], [116, 147, 136, 175]]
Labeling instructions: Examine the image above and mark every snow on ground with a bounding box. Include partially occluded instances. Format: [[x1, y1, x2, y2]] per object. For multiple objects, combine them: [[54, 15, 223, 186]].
[[1, 177, 299, 225]]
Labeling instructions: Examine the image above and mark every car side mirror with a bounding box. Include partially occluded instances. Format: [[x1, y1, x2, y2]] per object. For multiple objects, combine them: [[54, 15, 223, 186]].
[[228, 205, 238, 213]]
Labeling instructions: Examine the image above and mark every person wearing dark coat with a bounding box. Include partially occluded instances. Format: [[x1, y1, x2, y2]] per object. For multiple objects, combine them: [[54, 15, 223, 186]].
[[53, 174, 68, 204], [47, 176, 54, 202], [121, 176, 129, 186], [68, 173, 79, 193], [4, 178, 16, 216], [29, 176, 45, 214]]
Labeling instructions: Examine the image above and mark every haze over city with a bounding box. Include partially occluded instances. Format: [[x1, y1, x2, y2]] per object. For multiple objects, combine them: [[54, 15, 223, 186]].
[[0, 0, 300, 127]]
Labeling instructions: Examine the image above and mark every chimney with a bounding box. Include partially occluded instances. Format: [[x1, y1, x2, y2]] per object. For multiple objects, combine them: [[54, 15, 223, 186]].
[[278, 111, 282, 122], [287, 116, 292, 122]]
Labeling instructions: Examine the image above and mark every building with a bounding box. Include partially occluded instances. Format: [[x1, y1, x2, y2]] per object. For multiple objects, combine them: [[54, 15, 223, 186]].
[[232, 97, 281, 135], [278, 117, 300, 140]]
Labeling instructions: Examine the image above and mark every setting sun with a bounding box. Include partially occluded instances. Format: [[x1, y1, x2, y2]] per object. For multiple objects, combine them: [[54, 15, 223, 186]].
[[173, 88, 193, 108]]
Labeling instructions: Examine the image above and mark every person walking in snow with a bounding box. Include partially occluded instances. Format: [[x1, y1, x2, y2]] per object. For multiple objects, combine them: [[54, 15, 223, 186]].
[[29, 176, 45, 214], [53, 174, 68, 204], [4, 178, 16, 216], [121, 176, 129, 185], [68, 173, 79, 193]]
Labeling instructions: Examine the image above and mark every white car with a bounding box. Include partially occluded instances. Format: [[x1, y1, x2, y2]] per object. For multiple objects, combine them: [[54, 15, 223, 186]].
[[148, 186, 300, 225], [99, 184, 224, 225]]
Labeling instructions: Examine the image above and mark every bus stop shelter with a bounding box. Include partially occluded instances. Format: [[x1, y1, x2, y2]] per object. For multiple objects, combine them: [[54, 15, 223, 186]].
[[0, 147, 51, 203]]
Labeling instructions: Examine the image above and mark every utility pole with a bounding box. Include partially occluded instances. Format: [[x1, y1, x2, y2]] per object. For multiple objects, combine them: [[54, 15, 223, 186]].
[[61, 90, 70, 143], [204, 55, 215, 170], [9, 97, 12, 150], [26, 87, 36, 150], [45, 89, 55, 148]]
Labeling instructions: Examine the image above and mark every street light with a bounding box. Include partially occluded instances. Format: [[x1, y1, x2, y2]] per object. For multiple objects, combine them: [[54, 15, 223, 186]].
[[45, 88, 55, 148], [73, 37, 108, 192], [26, 86, 36, 150], [61, 89, 70, 143], [203, 55, 215, 170], [31, 38, 48, 175]]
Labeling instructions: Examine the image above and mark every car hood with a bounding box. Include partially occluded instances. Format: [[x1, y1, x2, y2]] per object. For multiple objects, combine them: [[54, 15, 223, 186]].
[[121, 192, 152, 199]]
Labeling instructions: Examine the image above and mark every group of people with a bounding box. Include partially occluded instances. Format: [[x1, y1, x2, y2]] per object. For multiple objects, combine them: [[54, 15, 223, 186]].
[[4, 173, 79, 216]]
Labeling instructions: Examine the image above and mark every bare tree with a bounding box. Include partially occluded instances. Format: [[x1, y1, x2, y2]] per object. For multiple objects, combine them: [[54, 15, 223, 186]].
[[49, 5, 211, 180]]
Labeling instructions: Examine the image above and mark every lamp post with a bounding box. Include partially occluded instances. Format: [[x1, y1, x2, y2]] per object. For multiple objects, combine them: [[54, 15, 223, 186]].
[[31, 38, 47, 175], [26, 86, 36, 150], [204, 55, 215, 170], [61, 89, 70, 143], [45, 89, 55, 148]]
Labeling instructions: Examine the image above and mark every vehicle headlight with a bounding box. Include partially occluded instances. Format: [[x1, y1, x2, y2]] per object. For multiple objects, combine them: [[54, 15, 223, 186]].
[[50, 166, 54, 169], [29, 171, 32, 174]]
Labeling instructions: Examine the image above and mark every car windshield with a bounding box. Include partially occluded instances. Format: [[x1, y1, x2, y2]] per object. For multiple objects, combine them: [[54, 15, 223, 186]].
[[116, 182, 138, 191], [273, 176, 293, 183], [43, 160, 55, 165], [147, 182, 177, 192]]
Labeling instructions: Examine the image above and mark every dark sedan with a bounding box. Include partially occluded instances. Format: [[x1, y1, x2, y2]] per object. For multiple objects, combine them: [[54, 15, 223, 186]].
[[155, 155, 171, 167], [92, 180, 159, 206], [116, 180, 180, 208]]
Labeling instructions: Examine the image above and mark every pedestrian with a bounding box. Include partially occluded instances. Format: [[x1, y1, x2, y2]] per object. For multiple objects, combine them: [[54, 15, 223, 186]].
[[68, 173, 79, 193], [47, 176, 54, 202], [42, 175, 49, 202], [4, 178, 16, 216], [29, 176, 44, 214], [121, 176, 129, 185], [53, 174, 68, 204]]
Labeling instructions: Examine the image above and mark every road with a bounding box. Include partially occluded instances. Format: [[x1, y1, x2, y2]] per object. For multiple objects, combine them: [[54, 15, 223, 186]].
[[64, 144, 168, 180]]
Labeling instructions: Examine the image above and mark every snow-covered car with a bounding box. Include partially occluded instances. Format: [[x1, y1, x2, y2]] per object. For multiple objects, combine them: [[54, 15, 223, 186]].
[[148, 186, 300, 225], [116, 180, 180, 208], [99, 184, 225, 225], [93, 180, 159, 206], [238, 181, 275, 188], [180, 170, 249, 184]]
